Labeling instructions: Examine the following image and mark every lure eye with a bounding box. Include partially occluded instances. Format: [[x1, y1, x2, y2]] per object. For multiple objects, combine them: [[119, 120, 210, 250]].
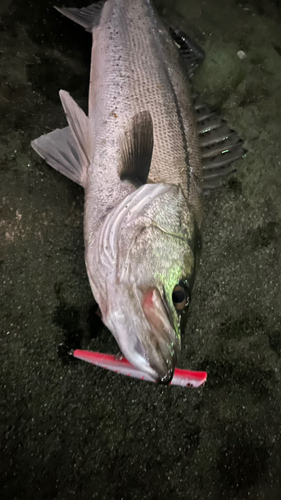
[[172, 285, 190, 311]]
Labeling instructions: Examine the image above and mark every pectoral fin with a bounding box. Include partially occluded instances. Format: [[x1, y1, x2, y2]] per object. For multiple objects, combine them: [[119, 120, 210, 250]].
[[119, 111, 154, 187]]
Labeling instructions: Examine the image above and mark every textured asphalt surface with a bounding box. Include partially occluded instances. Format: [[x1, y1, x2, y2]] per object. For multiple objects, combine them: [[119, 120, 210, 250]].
[[1, 0, 281, 499]]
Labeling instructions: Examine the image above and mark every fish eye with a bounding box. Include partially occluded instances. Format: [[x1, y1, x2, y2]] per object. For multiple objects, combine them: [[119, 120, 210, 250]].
[[172, 284, 190, 311]]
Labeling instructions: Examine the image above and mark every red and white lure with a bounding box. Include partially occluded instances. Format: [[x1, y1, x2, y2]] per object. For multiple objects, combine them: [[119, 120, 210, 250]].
[[72, 349, 207, 388]]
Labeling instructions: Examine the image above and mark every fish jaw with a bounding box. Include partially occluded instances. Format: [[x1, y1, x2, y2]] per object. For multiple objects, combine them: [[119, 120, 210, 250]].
[[102, 285, 180, 384], [141, 288, 180, 383]]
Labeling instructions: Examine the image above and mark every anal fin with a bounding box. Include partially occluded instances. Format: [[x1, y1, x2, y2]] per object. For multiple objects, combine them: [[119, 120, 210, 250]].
[[54, 2, 106, 32]]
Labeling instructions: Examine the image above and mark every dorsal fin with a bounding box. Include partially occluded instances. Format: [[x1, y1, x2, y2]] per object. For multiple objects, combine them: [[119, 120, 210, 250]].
[[169, 27, 205, 78], [192, 92, 247, 193], [54, 2, 106, 32], [119, 111, 154, 187]]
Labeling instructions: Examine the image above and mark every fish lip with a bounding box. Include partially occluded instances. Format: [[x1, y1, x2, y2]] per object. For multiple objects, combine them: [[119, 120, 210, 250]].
[[156, 357, 177, 385], [141, 287, 179, 382], [158, 374, 173, 385], [155, 335, 177, 385], [162, 289, 177, 333], [142, 286, 175, 333]]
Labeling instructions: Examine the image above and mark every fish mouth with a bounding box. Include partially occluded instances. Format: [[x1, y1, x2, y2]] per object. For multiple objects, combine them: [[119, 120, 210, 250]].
[[141, 288, 179, 384], [103, 286, 180, 384]]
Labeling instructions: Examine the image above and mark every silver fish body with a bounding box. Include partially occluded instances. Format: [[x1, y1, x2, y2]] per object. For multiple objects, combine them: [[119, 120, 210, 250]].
[[32, 0, 204, 383], [84, 0, 203, 225]]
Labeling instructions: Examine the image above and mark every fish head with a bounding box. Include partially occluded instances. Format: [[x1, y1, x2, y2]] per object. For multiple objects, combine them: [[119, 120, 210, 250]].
[[87, 183, 201, 383]]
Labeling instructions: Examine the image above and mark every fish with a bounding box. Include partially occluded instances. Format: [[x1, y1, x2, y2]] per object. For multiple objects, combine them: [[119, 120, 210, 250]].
[[72, 349, 208, 388], [31, 1, 245, 384]]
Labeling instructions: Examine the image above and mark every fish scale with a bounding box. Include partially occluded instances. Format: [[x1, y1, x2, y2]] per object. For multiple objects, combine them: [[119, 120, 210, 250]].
[[86, 0, 202, 226]]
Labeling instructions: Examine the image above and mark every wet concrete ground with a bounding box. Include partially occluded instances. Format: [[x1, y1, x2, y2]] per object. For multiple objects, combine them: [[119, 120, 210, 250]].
[[1, 0, 281, 499]]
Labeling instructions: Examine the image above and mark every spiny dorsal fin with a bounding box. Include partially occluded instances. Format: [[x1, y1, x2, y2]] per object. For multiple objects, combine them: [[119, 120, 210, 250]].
[[119, 111, 154, 187], [54, 1, 106, 32], [169, 27, 205, 78], [192, 92, 247, 193]]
